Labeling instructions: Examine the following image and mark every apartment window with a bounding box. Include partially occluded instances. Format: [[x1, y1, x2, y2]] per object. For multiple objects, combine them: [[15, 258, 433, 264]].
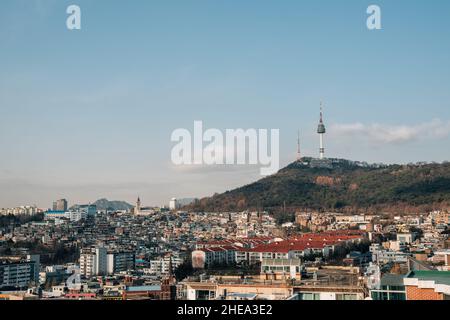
[[389, 292, 406, 301], [196, 290, 212, 300], [371, 291, 388, 300], [336, 294, 357, 301], [298, 293, 320, 300], [388, 285, 405, 291]]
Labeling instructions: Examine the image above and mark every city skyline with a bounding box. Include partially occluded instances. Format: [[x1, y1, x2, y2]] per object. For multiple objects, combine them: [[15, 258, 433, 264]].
[[1, 1, 450, 306], [1, 0, 450, 207]]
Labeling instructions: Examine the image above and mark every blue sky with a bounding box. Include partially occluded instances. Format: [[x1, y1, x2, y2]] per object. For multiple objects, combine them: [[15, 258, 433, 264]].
[[1, 0, 450, 208]]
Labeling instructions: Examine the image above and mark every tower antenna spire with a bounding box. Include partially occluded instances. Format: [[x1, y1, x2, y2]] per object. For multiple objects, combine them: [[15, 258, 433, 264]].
[[320, 101, 324, 123], [297, 130, 302, 161]]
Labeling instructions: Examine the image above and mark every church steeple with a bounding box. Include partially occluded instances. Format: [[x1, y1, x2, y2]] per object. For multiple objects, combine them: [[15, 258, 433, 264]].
[[135, 196, 141, 215]]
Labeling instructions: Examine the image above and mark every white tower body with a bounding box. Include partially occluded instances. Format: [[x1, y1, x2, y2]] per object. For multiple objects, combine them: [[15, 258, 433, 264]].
[[319, 134, 324, 159]]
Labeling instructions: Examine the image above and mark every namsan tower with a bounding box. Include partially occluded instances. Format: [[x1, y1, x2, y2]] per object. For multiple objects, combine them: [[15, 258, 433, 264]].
[[317, 103, 326, 159]]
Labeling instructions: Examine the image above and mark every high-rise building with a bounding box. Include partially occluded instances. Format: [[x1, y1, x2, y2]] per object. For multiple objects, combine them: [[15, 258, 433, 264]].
[[0, 256, 40, 289], [79, 249, 96, 278], [78, 204, 97, 218], [79, 247, 107, 277], [169, 198, 179, 211], [95, 247, 107, 276], [52, 199, 68, 211], [107, 252, 135, 275], [149, 255, 183, 275]]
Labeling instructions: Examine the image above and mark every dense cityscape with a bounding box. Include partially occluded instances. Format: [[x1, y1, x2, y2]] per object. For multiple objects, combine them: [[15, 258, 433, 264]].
[[1, 2, 450, 314], [1, 191, 449, 301], [1, 105, 450, 302]]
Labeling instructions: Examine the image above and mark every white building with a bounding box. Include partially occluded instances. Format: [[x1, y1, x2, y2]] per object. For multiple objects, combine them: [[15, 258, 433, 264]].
[[261, 258, 302, 280], [289, 290, 364, 301], [169, 198, 179, 211], [80, 247, 107, 277], [397, 233, 415, 244], [148, 255, 183, 275], [45, 210, 87, 222], [372, 249, 410, 264], [0, 206, 39, 216]]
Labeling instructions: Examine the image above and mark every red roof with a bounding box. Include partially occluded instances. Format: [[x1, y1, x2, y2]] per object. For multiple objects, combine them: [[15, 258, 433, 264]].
[[197, 237, 276, 248], [246, 240, 336, 253], [196, 232, 364, 254]]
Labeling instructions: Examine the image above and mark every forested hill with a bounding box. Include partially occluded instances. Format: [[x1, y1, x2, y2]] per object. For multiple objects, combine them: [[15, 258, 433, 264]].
[[188, 158, 450, 214]]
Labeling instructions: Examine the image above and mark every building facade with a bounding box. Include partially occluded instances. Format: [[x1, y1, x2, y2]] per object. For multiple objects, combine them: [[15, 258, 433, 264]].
[[80, 247, 107, 277], [0, 256, 39, 289], [52, 199, 68, 212]]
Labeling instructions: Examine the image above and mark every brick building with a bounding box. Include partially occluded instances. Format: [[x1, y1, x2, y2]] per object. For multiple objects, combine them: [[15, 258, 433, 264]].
[[404, 271, 450, 300]]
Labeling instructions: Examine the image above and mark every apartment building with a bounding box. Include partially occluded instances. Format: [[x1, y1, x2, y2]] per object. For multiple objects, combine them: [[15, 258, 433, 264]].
[[107, 252, 135, 275], [0, 256, 39, 289], [80, 247, 107, 277], [148, 255, 182, 275], [192, 233, 361, 269], [261, 258, 302, 280], [370, 274, 406, 300]]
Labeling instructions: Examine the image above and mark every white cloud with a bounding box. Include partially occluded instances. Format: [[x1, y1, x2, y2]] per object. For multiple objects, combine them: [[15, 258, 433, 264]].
[[330, 119, 450, 144]]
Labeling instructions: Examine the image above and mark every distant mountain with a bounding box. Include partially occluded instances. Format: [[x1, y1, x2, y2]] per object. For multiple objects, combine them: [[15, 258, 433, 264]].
[[188, 158, 450, 214], [70, 198, 133, 211]]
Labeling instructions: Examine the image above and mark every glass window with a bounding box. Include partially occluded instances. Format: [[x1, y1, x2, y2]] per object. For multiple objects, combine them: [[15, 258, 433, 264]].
[[388, 286, 405, 291], [299, 293, 320, 300], [389, 292, 406, 301], [371, 292, 380, 300], [336, 294, 357, 300], [197, 290, 212, 300]]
